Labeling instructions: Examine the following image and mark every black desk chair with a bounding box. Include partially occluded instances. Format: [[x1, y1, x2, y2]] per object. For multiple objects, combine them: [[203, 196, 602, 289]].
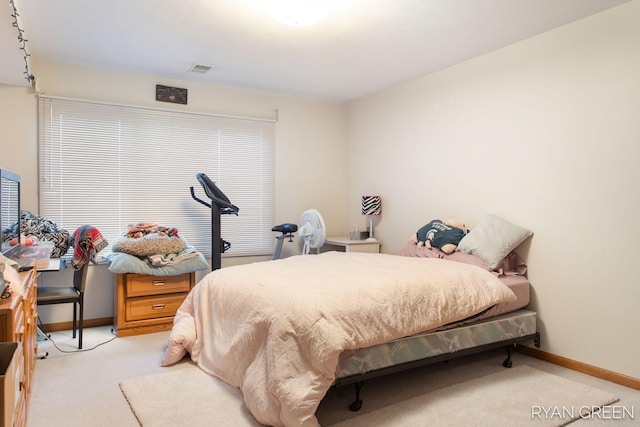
[[37, 262, 89, 349]]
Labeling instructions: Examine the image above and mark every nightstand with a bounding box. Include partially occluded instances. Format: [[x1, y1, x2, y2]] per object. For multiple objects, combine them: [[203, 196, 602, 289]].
[[322, 237, 381, 253], [113, 272, 195, 337]]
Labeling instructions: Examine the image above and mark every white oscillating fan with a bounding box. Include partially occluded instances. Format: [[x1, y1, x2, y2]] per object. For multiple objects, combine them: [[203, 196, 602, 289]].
[[299, 209, 326, 255]]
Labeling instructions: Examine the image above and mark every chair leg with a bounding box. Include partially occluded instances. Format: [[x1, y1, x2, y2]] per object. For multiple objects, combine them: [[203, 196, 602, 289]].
[[72, 302, 77, 339], [78, 298, 84, 350]]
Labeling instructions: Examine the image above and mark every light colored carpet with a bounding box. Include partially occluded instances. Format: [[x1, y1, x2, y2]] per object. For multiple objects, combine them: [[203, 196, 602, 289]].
[[120, 365, 618, 427], [30, 328, 639, 427]]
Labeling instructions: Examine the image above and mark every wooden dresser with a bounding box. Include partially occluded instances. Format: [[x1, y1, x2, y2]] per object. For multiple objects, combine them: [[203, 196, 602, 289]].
[[0, 269, 37, 427], [113, 272, 195, 337]]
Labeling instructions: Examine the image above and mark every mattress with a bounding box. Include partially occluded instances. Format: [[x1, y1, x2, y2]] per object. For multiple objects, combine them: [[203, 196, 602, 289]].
[[409, 273, 530, 335], [337, 309, 537, 379], [469, 274, 530, 321]]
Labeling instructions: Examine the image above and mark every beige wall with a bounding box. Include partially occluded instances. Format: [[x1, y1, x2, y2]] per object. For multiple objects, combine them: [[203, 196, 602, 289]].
[[0, 84, 38, 208], [1, 60, 347, 325], [346, 2, 640, 379]]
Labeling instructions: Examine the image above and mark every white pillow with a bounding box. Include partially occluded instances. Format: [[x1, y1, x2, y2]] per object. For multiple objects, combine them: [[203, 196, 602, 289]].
[[457, 214, 532, 269]]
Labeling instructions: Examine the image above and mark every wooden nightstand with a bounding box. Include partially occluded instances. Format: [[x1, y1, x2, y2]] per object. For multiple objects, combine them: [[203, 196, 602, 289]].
[[322, 237, 381, 254], [113, 272, 195, 337]]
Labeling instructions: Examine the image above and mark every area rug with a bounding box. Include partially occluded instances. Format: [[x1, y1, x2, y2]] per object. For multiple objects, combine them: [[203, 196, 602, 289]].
[[120, 365, 619, 427]]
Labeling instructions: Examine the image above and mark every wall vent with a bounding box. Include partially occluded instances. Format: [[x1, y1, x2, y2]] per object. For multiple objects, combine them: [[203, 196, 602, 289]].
[[189, 64, 213, 74]]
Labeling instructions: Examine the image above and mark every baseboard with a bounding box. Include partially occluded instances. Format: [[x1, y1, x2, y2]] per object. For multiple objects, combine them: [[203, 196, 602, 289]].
[[516, 345, 640, 391], [39, 317, 113, 333]]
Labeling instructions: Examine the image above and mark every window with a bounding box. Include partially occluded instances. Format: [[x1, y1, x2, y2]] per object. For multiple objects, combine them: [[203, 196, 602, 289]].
[[38, 96, 274, 258]]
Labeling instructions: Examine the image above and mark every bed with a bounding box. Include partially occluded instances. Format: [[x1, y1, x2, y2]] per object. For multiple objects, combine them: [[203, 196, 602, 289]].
[[162, 215, 537, 427]]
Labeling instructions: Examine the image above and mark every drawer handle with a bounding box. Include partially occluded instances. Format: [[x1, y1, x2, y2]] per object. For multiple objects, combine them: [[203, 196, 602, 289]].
[[152, 304, 165, 310], [152, 281, 166, 286]]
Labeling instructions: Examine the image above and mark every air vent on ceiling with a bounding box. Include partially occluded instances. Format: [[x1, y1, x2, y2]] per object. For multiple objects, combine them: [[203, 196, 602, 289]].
[[189, 64, 213, 74]]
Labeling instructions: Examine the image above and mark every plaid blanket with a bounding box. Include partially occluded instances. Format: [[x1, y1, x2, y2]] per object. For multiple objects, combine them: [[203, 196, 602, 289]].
[[72, 225, 108, 270]]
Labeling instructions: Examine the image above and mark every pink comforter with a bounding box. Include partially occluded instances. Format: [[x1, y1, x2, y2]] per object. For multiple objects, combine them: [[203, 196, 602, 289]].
[[162, 252, 516, 426]]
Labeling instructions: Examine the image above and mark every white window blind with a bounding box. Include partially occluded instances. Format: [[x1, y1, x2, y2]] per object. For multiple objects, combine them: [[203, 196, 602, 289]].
[[38, 96, 274, 258]]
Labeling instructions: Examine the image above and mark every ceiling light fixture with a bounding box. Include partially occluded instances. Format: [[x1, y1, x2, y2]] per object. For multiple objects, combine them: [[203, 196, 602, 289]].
[[269, 0, 330, 27]]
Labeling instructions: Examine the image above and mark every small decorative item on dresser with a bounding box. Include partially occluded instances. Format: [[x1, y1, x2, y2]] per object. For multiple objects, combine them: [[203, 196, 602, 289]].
[[0, 261, 10, 303], [0, 283, 11, 302], [156, 85, 188, 105]]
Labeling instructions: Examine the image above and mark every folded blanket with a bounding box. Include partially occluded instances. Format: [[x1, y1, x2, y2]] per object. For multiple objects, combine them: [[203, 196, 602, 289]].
[[125, 222, 179, 239], [148, 247, 199, 266], [106, 245, 210, 276], [112, 234, 187, 257], [71, 225, 108, 270]]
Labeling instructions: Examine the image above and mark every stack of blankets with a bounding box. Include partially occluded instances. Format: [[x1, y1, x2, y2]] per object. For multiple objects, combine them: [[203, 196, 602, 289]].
[[108, 222, 209, 276]]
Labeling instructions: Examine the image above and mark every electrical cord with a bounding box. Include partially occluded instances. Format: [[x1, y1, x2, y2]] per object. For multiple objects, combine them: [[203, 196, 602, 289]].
[[37, 316, 117, 357]]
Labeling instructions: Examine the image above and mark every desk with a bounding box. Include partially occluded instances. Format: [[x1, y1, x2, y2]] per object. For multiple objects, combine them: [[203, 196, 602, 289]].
[[38, 258, 66, 272]]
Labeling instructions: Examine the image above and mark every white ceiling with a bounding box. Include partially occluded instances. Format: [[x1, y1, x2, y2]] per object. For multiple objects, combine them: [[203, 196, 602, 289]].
[[1, 0, 630, 102]]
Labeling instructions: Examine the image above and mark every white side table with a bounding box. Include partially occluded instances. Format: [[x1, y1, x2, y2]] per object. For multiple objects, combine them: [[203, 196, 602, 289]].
[[322, 237, 381, 253]]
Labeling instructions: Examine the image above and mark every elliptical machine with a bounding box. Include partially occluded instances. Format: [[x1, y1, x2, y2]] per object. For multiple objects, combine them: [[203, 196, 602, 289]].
[[190, 173, 238, 271], [271, 223, 298, 260]]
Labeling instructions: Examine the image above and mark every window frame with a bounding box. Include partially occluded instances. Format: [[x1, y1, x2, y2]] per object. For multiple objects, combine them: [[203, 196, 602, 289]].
[[38, 95, 275, 260]]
